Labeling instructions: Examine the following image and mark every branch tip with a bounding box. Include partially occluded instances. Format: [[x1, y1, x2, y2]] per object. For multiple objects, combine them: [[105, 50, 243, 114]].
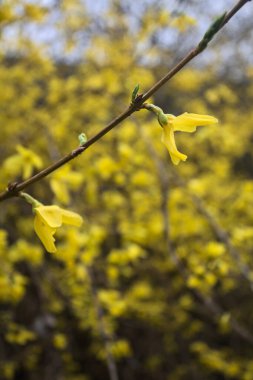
[[0, 0, 250, 202]]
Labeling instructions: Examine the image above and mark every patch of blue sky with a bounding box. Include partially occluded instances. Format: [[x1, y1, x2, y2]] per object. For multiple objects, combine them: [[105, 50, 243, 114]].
[[0, 0, 252, 68]]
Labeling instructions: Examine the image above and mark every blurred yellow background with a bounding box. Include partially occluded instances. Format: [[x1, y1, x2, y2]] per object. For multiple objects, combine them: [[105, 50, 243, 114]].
[[0, 1, 253, 379]]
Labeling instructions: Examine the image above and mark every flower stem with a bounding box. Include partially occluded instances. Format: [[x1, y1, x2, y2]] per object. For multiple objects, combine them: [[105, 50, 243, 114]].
[[19, 192, 42, 208]]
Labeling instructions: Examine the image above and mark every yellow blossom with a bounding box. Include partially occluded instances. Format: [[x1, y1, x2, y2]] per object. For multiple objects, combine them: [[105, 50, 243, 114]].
[[171, 14, 196, 32], [33, 205, 83, 253], [53, 333, 67, 349], [50, 166, 84, 204], [161, 113, 218, 165], [3, 145, 43, 179]]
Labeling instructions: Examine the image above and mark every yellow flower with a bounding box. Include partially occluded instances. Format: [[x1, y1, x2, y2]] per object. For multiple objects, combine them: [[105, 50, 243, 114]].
[[33, 205, 83, 253], [3, 145, 42, 179], [161, 113, 218, 165], [50, 166, 84, 204], [170, 14, 196, 32]]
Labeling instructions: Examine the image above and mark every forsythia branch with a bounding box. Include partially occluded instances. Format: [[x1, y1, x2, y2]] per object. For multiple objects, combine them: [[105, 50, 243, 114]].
[[0, 0, 251, 203]]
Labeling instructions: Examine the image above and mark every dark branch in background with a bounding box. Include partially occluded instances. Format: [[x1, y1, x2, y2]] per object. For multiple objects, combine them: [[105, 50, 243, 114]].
[[184, 185, 253, 291], [139, 122, 253, 292], [46, 266, 119, 380], [0, 0, 251, 203], [138, 126, 253, 345], [87, 267, 119, 380]]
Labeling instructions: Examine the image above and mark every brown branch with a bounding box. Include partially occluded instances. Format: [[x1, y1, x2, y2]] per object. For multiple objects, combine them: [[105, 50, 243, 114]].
[[0, 0, 251, 203]]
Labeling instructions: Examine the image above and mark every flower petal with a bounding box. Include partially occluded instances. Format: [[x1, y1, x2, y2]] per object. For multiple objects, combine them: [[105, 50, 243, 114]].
[[161, 125, 187, 165], [35, 205, 62, 228], [23, 164, 33, 179], [51, 179, 70, 205], [60, 209, 83, 227], [34, 214, 57, 253], [170, 113, 218, 133]]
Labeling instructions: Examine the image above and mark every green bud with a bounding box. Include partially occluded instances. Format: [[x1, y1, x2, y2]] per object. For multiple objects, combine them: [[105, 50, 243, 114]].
[[78, 133, 87, 146], [198, 12, 227, 51], [131, 84, 140, 103]]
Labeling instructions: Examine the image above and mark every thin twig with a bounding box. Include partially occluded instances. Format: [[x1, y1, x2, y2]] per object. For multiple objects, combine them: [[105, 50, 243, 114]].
[[0, 0, 251, 202]]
